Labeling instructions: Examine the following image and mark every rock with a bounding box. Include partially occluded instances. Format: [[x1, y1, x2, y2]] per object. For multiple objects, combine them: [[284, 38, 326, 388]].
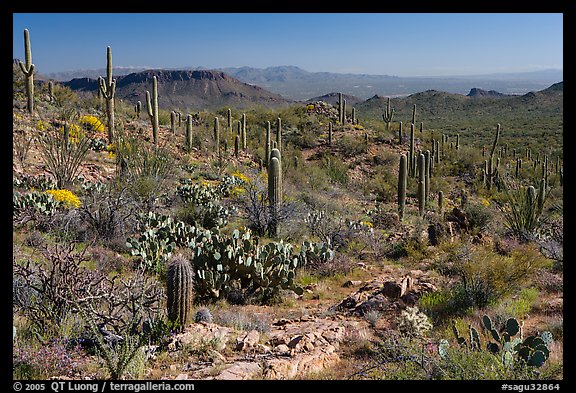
[[274, 344, 290, 354], [175, 374, 188, 380], [214, 362, 263, 380], [273, 318, 292, 326], [381, 281, 402, 298], [343, 280, 363, 287], [288, 335, 305, 349], [236, 329, 260, 352]]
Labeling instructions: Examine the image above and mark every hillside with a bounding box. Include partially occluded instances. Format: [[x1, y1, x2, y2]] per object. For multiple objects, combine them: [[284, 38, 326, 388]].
[[63, 69, 294, 111], [13, 68, 563, 381], [305, 92, 364, 107]]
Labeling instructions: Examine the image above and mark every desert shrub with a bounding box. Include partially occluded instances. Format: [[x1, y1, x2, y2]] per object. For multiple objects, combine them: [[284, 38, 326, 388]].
[[79, 181, 137, 242], [339, 134, 368, 157], [13, 339, 86, 379], [463, 201, 493, 234], [36, 124, 92, 189], [433, 241, 550, 312], [322, 154, 349, 185], [213, 309, 271, 333]]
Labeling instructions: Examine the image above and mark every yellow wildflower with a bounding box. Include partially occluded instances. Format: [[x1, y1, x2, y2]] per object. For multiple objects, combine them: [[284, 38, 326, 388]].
[[231, 171, 250, 183], [44, 189, 81, 209], [481, 198, 491, 207], [35, 120, 48, 131], [362, 221, 374, 228]]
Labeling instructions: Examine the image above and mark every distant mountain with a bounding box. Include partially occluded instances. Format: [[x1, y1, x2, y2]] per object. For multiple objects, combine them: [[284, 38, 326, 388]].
[[355, 82, 563, 133], [467, 88, 507, 98], [218, 66, 563, 101], [305, 92, 364, 107], [63, 69, 294, 111]]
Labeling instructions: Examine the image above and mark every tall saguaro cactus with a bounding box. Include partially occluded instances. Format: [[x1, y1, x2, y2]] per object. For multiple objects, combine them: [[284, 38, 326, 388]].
[[18, 29, 35, 115], [268, 149, 282, 237], [98, 46, 116, 143], [276, 117, 282, 152], [409, 123, 415, 176], [411, 104, 417, 126], [382, 97, 394, 130], [186, 114, 193, 151], [145, 75, 159, 144], [263, 121, 271, 167], [166, 255, 194, 329], [338, 93, 344, 124], [398, 154, 407, 221], [328, 122, 333, 146], [241, 113, 247, 150], [417, 153, 426, 217]]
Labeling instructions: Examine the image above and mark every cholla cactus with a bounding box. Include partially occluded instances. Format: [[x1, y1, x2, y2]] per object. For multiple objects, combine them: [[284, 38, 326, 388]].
[[397, 306, 432, 337]]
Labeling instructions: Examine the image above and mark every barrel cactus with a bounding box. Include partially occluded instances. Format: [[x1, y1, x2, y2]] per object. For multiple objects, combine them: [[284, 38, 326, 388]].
[[166, 254, 194, 329]]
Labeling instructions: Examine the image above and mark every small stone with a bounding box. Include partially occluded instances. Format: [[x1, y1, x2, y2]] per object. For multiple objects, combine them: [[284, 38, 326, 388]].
[[175, 374, 188, 380]]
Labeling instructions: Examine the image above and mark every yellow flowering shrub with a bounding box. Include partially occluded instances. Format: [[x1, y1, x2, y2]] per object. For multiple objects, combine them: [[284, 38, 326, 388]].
[[231, 171, 250, 183], [36, 120, 48, 131], [306, 104, 315, 111], [44, 189, 81, 208], [79, 115, 105, 133], [58, 124, 84, 143]]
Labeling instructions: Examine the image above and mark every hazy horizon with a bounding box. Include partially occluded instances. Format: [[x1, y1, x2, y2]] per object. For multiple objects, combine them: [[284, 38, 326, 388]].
[[13, 13, 563, 78]]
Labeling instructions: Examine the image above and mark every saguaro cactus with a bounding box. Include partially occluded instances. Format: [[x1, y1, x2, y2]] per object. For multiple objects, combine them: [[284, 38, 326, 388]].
[[409, 123, 415, 176], [145, 75, 159, 144], [234, 134, 240, 158], [170, 111, 177, 133], [424, 150, 431, 204], [268, 150, 282, 237], [186, 114, 193, 151], [398, 154, 407, 221], [438, 190, 444, 215], [382, 97, 394, 130], [411, 104, 416, 126], [265, 121, 271, 167], [227, 108, 232, 131], [214, 117, 220, 156], [276, 117, 282, 152], [352, 107, 356, 125], [166, 255, 194, 328], [241, 113, 247, 150], [417, 153, 426, 217], [135, 101, 142, 118], [328, 122, 333, 146], [338, 93, 344, 124], [48, 81, 54, 102], [398, 121, 403, 145], [18, 29, 35, 115], [98, 46, 116, 143]]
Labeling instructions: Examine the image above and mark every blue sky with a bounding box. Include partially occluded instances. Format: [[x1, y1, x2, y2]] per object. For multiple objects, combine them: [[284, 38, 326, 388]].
[[13, 13, 563, 77]]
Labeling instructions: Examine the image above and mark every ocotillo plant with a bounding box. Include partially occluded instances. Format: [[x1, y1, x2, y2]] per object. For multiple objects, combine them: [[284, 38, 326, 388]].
[[170, 111, 176, 133], [382, 97, 394, 130], [276, 118, 282, 152], [484, 124, 501, 190], [18, 29, 35, 115], [98, 46, 116, 143], [265, 121, 271, 167], [145, 75, 159, 144], [398, 154, 407, 221], [166, 255, 194, 329], [241, 113, 247, 150], [214, 117, 220, 156], [186, 114, 193, 151], [417, 153, 426, 217], [268, 150, 282, 237], [328, 122, 333, 146]]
